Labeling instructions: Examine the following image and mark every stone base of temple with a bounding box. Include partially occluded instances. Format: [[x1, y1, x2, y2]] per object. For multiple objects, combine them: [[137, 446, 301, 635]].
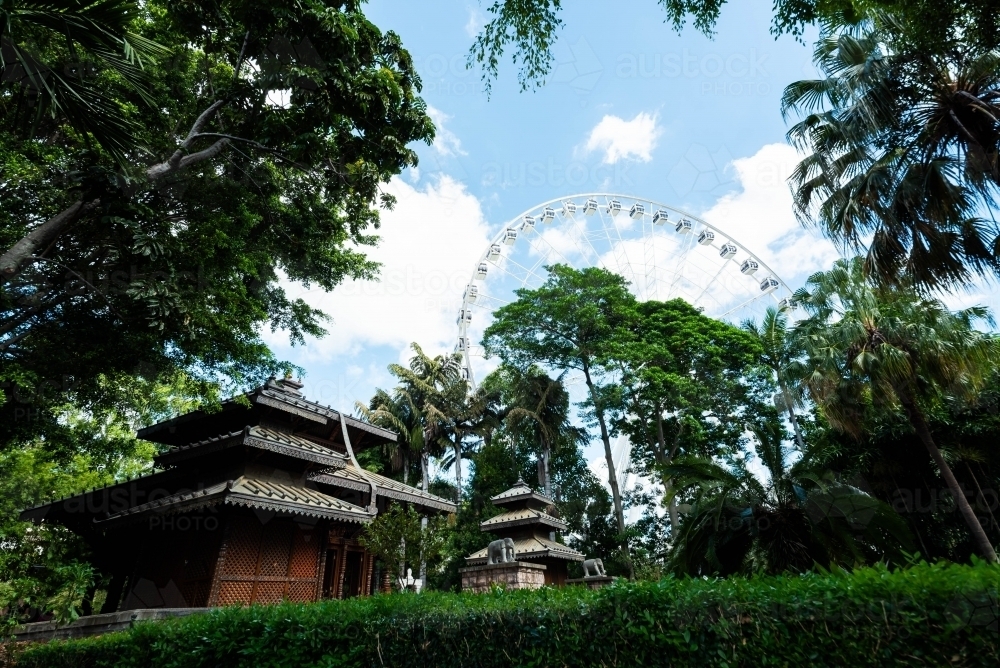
[[459, 562, 547, 593], [566, 576, 615, 590], [11, 608, 209, 643]]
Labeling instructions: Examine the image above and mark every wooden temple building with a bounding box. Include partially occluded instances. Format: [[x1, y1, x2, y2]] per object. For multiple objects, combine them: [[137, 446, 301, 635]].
[[465, 478, 583, 586], [20, 377, 455, 612]]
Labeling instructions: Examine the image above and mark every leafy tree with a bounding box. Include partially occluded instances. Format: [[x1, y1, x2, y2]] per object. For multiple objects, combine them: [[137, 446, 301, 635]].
[[358, 504, 447, 590], [666, 422, 912, 576], [493, 364, 578, 498], [1, 0, 167, 164], [356, 388, 424, 486], [482, 264, 637, 560], [1, 0, 434, 453], [468, 1, 1000, 92], [795, 257, 999, 562], [805, 373, 1000, 563], [387, 344, 473, 502], [0, 371, 203, 626], [783, 13, 1000, 288], [613, 298, 772, 537]]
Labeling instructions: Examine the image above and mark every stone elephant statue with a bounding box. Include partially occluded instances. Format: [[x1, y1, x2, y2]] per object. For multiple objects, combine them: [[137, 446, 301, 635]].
[[582, 558, 606, 578], [487, 537, 516, 565]]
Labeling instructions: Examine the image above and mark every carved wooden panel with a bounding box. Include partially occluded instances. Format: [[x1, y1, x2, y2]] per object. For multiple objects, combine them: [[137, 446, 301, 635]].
[[287, 582, 314, 602]]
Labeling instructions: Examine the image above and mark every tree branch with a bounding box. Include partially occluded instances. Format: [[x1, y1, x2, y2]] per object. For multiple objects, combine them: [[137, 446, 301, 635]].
[[147, 100, 230, 180], [0, 199, 100, 281]]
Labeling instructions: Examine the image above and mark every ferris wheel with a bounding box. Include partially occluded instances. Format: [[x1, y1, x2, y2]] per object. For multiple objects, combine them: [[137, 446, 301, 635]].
[[455, 192, 794, 388]]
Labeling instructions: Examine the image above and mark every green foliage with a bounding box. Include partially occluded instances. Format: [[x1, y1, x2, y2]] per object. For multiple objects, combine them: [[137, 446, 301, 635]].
[[358, 505, 447, 590], [1, 0, 169, 165], [0, 372, 207, 628], [665, 422, 913, 576], [1, 0, 434, 455], [14, 561, 999, 667], [782, 11, 1000, 288], [795, 258, 999, 562]]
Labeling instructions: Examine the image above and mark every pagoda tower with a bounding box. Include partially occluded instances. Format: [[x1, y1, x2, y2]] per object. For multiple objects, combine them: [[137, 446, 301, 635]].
[[465, 478, 583, 586]]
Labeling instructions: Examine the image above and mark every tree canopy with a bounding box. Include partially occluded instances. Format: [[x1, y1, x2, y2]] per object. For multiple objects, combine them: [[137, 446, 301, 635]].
[[1, 0, 434, 452]]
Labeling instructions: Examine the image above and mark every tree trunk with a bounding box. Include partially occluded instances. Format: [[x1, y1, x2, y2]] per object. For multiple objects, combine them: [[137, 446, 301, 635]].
[[900, 393, 997, 563], [655, 413, 681, 540], [582, 362, 631, 575], [781, 381, 806, 450], [453, 439, 462, 503], [965, 461, 999, 533], [402, 451, 409, 486], [419, 515, 428, 585], [0, 199, 97, 279], [542, 442, 552, 499], [421, 450, 429, 493]]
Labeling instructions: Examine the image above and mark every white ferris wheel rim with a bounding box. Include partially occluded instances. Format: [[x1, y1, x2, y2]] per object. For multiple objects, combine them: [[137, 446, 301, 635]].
[[456, 192, 794, 388]]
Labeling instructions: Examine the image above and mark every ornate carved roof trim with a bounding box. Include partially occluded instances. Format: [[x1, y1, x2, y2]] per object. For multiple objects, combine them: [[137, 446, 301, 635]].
[[254, 387, 398, 442], [155, 426, 349, 468], [93, 476, 371, 528], [489, 478, 556, 507], [480, 507, 569, 532], [310, 466, 457, 513], [466, 535, 584, 565], [225, 477, 372, 523]]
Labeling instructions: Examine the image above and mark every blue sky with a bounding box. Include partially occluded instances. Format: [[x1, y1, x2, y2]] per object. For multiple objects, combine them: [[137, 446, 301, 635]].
[[262, 1, 995, 480], [267, 0, 834, 399]]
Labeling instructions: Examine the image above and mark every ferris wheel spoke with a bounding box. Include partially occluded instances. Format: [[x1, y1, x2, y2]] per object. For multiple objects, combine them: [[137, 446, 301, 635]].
[[525, 222, 579, 269], [497, 253, 549, 286]]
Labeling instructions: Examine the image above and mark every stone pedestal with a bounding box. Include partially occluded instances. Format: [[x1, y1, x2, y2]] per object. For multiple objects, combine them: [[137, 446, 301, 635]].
[[566, 576, 614, 590], [459, 562, 547, 593]]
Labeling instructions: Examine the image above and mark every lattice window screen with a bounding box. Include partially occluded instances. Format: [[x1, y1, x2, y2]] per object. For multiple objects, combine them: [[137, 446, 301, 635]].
[[289, 526, 319, 578], [218, 582, 253, 606], [223, 517, 263, 578], [253, 582, 286, 605], [287, 582, 314, 602], [258, 521, 293, 577]]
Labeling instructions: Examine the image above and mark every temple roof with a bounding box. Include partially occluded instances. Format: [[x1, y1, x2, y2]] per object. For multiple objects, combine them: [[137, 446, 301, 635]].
[[489, 478, 556, 509], [466, 535, 583, 565], [94, 476, 373, 528], [155, 426, 350, 468], [137, 377, 397, 447], [310, 466, 457, 514], [480, 507, 568, 533]]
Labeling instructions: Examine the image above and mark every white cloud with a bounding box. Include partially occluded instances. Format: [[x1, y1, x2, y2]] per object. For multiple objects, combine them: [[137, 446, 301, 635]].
[[584, 112, 662, 164], [700, 143, 840, 284], [267, 175, 492, 362], [427, 106, 467, 157], [464, 7, 486, 38]]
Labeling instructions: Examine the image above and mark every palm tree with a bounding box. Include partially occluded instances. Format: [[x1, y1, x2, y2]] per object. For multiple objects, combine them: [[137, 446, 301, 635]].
[[2, 0, 166, 164], [795, 257, 999, 562], [744, 306, 807, 450], [498, 366, 573, 499], [666, 421, 912, 576], [355, 388, 423, 486], [388, 343, 472, 502], [782, 13, 1000, 289]]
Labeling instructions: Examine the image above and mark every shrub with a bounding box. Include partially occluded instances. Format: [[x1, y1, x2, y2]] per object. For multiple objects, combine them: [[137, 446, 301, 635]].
[[12, 561, 999, 668]]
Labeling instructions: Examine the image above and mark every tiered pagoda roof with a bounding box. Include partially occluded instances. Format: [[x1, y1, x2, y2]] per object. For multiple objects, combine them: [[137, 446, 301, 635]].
[[466, 478, 583, 566], [21, 377, 456, 529]]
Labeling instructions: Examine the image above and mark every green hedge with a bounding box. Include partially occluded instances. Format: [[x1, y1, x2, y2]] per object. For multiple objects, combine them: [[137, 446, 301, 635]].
[[13, 561, 999, 668]]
